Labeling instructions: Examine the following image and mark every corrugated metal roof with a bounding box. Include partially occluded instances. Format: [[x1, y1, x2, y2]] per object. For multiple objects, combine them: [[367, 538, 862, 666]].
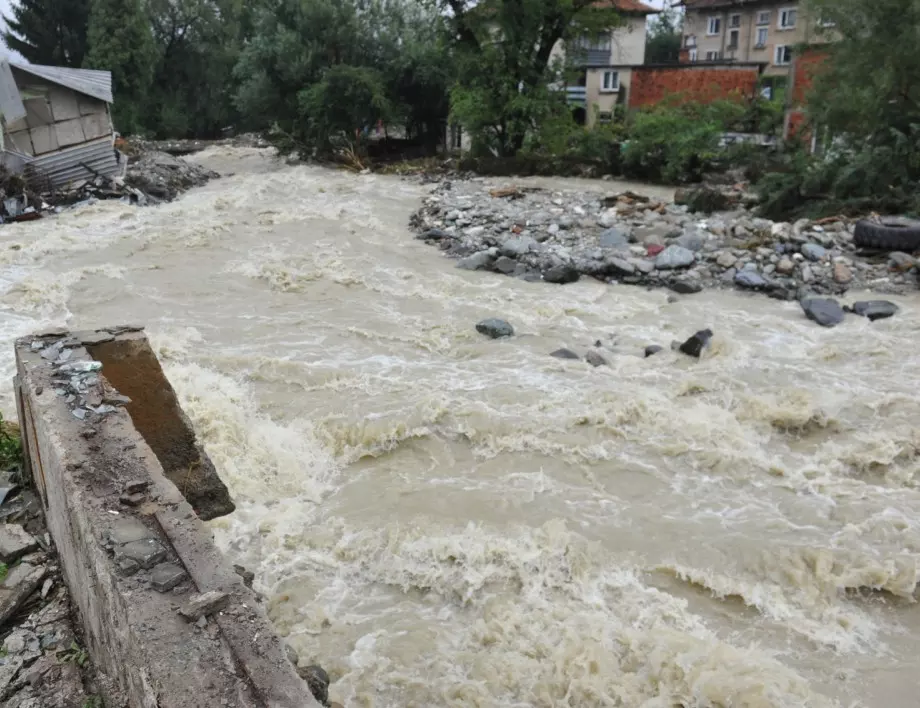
[[0, 62, 26, 123], [25, 136, 120, 190], [10, 62, 113, 104]]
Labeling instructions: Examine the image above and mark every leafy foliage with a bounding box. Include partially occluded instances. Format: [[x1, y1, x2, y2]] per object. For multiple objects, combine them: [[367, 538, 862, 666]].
[[620, 101, 744, 183], [0, 414, 22, 474], [644, 7, 682, 64], [84, 0, 156, 134], [3, 0, 90, 66]]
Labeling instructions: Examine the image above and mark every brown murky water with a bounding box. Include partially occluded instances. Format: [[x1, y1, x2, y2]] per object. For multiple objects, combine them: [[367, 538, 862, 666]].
[[1, 147, 919, 707]]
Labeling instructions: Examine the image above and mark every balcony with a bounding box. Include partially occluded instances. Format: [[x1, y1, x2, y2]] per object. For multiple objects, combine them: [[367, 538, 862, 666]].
[[565, 86, 587, 106], [570, 48, 612, 67]]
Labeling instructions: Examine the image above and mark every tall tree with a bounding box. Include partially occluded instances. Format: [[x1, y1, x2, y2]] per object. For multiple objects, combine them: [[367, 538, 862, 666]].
[[644, 6, 682, 64], [84, 0, 156, 134], [441, 0, 620, 156], [3, 0, 91, 66]]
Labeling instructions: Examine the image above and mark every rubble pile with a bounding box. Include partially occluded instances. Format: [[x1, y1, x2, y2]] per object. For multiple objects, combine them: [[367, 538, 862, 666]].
[[411, 179, 919, 301]]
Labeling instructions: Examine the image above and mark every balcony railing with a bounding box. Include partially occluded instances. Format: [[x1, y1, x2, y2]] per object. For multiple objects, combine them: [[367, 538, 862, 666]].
[[565, 86, 587, 106], [570, 49, 612, 67]]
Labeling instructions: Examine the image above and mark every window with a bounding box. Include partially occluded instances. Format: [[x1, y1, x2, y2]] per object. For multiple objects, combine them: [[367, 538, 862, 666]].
[[601, 70, 619, 91], [728, 29, 739, 49], [688, 48, 698, 61], [598, 111, 613, 124], [685, 34, 697, 48], [756, 10, 770, 25], [778, 8, 796, 29], [775, 45, 792, 65], [755, 27, 768, 47], [729, 14, 741, 28], [707, 16, 721, 35], [705, 50, 721, 61]]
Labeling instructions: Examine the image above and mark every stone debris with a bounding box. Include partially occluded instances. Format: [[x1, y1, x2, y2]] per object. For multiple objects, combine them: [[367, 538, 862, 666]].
[[0, 524, 39, 563], [150, 563, 187, 593], [298, 665, 331, 707], [411, 180, 918, 304], [178, 591, 230, 621], [476, 318, 514, 339], [116, 539, 167, 571]]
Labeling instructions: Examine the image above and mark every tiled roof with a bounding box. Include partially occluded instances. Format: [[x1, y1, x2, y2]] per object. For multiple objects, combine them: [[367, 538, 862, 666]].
[[676, 0, 756, 8], [594, 0, 659, 14]]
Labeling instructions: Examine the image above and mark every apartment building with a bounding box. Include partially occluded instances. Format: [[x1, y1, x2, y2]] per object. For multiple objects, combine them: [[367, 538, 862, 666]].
[[679, 0, 828, 78], [553, 0, 657, 125]]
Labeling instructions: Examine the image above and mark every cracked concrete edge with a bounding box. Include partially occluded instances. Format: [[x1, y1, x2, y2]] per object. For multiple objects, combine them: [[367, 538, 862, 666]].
[[15, 332, 318, 708]]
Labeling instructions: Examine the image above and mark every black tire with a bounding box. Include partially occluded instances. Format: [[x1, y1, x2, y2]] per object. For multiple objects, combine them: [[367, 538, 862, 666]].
[[853, 218, 920, 251]]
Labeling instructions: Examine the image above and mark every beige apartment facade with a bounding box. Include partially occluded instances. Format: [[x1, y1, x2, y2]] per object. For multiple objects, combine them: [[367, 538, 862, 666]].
[[680, 0, 828, 78]]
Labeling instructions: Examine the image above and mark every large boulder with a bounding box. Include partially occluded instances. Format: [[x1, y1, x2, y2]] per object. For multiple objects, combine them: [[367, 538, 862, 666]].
[[678, 329, 713, 358], [476, 318, 514, 338], [846, 300, 899, 321], [543, 265, 580, 284], [500, 236, 538, 258], [801, 298, 845, 327], [655, 245, 695, 270], [457, 250, 494, 271], [599, 227, 631, 249]]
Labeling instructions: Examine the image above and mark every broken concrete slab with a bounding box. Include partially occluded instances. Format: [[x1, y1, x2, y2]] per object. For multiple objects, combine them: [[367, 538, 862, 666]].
[[0, 523, 39, 562], [149, 563, 186, 592], [84, 330, 234, 520], [178, 590, 229, 621], [116, 538, 166, 570], [15, 330, 316, 707], [0, 562, 47, 627]]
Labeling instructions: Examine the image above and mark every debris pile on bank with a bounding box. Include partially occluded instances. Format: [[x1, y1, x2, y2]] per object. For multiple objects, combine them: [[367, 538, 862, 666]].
[[412, 180, 918, 300], [0, 427, 102, 707]]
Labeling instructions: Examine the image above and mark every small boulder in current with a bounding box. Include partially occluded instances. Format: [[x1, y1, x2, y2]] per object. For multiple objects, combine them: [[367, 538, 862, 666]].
[[297, 665, 330, 707], [585, 350, 608, 367], [543, 265, 580, 284], [457, 250, 494, 271], [800, 298, 844, 327], [476, 318, 514, 339], [550, 348, 580, 360], [678, 329, 713, 358], [644, 345, 663, 358], [846, 300, 899, 321]]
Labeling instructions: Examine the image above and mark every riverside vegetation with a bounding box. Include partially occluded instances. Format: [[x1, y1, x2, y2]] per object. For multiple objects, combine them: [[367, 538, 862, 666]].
[[3, 0, 916, 221]]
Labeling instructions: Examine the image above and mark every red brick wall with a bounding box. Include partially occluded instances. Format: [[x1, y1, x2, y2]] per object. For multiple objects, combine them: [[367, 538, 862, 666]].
[[791, 49, 829, 106], [629, 67, 759, 109]]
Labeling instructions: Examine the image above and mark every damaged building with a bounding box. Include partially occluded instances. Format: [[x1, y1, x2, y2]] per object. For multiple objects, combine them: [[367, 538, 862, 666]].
[[0, 59, 124, 192]]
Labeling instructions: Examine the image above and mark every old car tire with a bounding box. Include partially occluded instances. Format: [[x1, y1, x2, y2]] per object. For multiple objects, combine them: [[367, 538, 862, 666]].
[[854, 218, 920, 251]]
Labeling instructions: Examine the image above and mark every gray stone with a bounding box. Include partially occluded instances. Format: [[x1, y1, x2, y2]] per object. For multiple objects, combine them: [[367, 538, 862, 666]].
[[675, 231, 705, 252], [801, 298, 845, 327], [585, 351, 608, 367], [599, 227, 630, 249], [150, 563, 187, 592], [110, 518, 155, 545], [888, 252, 916, 272], [492, 256, 518, 274], [476, 318, 514, 339], [801, 243, 826, 262], [543, 265, 580, 284], [284, 643, 299, 667], [457, 251, 494, 271], [501, 236, 537, 258], [550, 348, 580, 360], [117, 539, 167, 570], [418, 228, 451, 240], [631, 259, 655, 275], [678, 329, 713, 358], [848, 300, 899, 321], [299, 665, 330, 706], [655, 245, 695, 270], [178, 590, 230, 621], [734, 270, 768, 289], [776, 257, 795, 275], [801, 265, 814, 283], [634, 225, 678, 246], [0, 563, 47, 627], [606, 257, 636, 276], [716, 251, 737, 269], [644, 345, 663, 358], [669, 278, 703, 294], [0, 524, 38, 563]]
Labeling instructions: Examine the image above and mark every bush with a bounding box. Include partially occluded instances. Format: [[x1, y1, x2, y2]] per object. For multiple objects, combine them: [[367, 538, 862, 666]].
[[620, 101, 743, 184]]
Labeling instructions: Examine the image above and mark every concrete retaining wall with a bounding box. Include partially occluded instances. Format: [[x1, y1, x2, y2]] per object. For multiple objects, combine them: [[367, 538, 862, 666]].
[[14, 327, 317, 708]]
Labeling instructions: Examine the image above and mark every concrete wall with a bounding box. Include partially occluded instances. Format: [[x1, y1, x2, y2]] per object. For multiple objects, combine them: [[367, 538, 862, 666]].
[[5, 73, 112, 157], [628, 65, 760, 108], [15, 327, 317, 708], [612, 15, 647, 65]]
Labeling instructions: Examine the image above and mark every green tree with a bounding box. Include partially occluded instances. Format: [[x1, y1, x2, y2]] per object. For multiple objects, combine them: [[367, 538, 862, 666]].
[[441, 0, 620, 156], [84, 0, 156, 134], [3, 0, 91, 66], [644, 6, 682, 64]]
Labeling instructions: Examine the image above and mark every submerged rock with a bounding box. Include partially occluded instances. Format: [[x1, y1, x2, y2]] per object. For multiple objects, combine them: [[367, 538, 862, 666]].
[[543, 265, 580, 284], [644, 345, 663, 358], [298, 665, 330, 707], [734, 270, 768, 290], [801, 298, 845, 327], [584, 350, 608, 367], [476, 318, 514, 339], [847, 300, 899, 321], [550, 348, 580, 360], [457, 250, 494, 271], [678, 329, 713, 358]]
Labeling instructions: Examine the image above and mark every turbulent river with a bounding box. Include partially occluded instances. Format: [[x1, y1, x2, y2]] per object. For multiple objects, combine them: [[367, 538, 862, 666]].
[[1, 147, 919, 707]]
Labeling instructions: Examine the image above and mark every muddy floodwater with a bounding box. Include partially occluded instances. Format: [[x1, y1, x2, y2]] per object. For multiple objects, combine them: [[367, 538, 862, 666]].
[[1, 147, 919, 707]]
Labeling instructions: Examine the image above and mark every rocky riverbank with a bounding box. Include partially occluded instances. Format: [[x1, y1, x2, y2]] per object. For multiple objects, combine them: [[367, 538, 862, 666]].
[[411, 180, 918, 300]]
